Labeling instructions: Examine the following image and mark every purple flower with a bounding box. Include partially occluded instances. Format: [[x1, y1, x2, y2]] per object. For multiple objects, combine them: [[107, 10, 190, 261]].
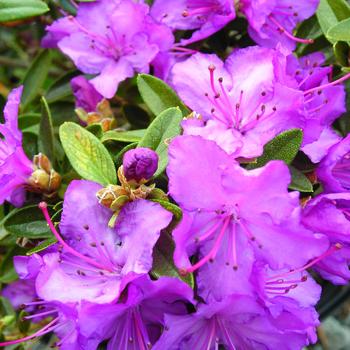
[[0, 300, 85, 349], [151, 0, 235, 45], [0, 86, 33, 207], [123, 147, 159, 182], [167, 135, 327, 296], [153, 294, 315, 350], [43, 0, 174, 98], [286, 52, 347, 162], [70, 75, 103, 112], [78, 275, 193, 349], [302, 193, 350, 284], [170, 47, 305, 158], [317, 135, 350, 192], [2, 279, 36, 310], [240, 0, 319, 50], [23, 180, 172, 304]]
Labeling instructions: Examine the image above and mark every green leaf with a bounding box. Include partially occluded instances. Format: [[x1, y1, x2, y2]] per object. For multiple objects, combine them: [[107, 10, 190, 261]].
[[150, 200, 182, 222], [45, 71, 77, 104], [39, 97, 55, 164], [59, 122, 117, 185], [288, 166, 314, 193], [138, 107, 183, 176], [3, 206, 52, 239], [327, 18, 350, 42], [102, 129, 146, 143], [0, 0, 49, 23], [21, 50, 51, 109], [151, 231, 194, 289], [317, 0, 350, 41], [334, 41, 350, 66], [247, 129, 303, 169], [27, 237, 58, 256], [137, 74, 189, 116]]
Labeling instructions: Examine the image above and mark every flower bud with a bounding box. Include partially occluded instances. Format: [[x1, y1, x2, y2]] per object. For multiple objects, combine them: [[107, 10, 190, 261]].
[[123, 148, 159, 182]]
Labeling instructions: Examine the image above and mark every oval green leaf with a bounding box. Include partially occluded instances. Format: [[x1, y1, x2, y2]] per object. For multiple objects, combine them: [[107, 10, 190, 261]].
[[59, 122, 117, 185], [0, 0, 49, 23]]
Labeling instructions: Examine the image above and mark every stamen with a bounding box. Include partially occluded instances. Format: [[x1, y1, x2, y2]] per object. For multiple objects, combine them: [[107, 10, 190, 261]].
[[304, 73, 350, 95], [267, 243, 342, 281], [39, 202, 113, 272], [269, 15, 313, 44], [181, 216, 231, 274], [195, 218, 224, 243], [0, 317, 59, 346]]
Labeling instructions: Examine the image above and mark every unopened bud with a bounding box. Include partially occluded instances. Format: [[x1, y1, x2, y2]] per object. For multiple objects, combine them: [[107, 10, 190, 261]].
[[123, 148, 159, 182], [96, 185, 128, 209]]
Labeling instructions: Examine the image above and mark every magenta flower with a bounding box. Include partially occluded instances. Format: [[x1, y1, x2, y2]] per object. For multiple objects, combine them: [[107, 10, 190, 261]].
[[43, 0, 174, 98], [123, 147, 159, 182], [0, 86, 33, 207], [153, 294, 315, 350], [171, 47, 305, 158], [70, 75, 103, 113], [24, 180, 172, 304], [78, 276, 193, 349], [2, 279, 36, 310], [317, 135, 350, 192], [286, 52, 347, 162], [240, 0, 319, 50], [302, 193, 350, 284], [151, 0, 235, 45], [167, 136, 328, 286]]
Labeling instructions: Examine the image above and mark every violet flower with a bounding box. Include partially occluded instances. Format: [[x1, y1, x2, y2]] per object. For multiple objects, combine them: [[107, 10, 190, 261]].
[[167, 136, 328, 286], [302, 193, 350, 284], [123, 147, 159, 182], [43, 0, 174, 98], [70, 75, 103, 113], [170, 47, 305, 158], [240, 0, 319, 50], [317, 135, 350, 192], [78, 276, 193, 349], [151, 0, 235, 45], [22, 180, 172, 304], [153, 294, 315, 350], [286, 52, 347, 162], [2, 279, 36, 310], [0, 86, 33, 207]]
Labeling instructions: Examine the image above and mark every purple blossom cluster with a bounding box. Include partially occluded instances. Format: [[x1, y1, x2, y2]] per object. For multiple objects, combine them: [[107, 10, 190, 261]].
[[1, 0, 350, 349]]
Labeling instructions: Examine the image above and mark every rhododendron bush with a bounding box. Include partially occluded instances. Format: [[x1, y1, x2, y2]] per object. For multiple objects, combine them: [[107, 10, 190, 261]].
[[0, 0, 350, 349]]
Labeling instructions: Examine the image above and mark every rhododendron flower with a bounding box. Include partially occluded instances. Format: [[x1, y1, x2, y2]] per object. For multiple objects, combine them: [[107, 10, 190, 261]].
[[153, 294, 315, 350], [2, 279, 36, 310], [151, 0, 235, 45], [43, 0, 174, 98], [317, 135, 350, 192], [167, 136, 328, 284], [20, 180, 172, 304], [0, 86, 33, 207], [171, 47, 305, 158], [286, 52, 347, 162], [79, 276, 193, 349], [302, 193, 350, 284], [70, 76, 103, 113], [240, 0, 319, 50]]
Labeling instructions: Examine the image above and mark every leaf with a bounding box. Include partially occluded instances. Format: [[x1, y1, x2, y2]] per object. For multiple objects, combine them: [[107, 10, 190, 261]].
[[21, 50, 51, 109], [150, 200, 182, 222], [327, 18, 350, 42], [39, 97, 55, 164], [288, 166, 314, 193], [3, 206, 52, 239], [247, 129, 303, 169], [317, 0, 350, 41], [27, 237, 58, 256], [138, 107, 183, 176], [45, 71, 77, 104], [137, 74, 189, 116], [151, 231, 194, 288], [0, 0, 49, 23], [102, 129, 146, 143], [334, 41, 350, 66], [59, 122, 117, 185]]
